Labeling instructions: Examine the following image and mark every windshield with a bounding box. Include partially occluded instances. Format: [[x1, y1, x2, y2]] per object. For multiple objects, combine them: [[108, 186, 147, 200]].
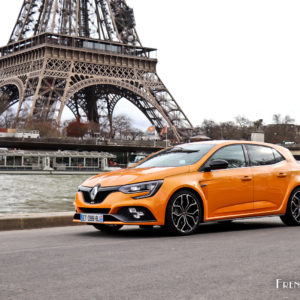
[[133, 155, 146, 163], [135, 144, 215, 168]]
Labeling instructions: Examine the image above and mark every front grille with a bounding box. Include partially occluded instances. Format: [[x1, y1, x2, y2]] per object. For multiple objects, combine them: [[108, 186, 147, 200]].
[[78, 207, 110, 214], [81, 191, 92, 203], [79, 185, 120, 204], [93, 190, 115, 203]]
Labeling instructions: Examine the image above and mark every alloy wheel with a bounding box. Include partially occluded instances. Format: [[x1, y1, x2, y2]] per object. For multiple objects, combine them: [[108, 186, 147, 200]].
[[280, 188, 300, 226], [171, 193, 200, 234], [291, 191, 300, 223]]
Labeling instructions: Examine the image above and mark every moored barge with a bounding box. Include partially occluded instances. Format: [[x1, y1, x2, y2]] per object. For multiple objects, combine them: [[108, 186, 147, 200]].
[[0, 149, 116, 174]]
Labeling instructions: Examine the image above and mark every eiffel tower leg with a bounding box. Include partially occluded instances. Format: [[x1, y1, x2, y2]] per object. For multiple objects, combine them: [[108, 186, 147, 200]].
[[107, 94, 121, 138], [85, 86, 99, 123], [56, 79, 72, 125], [15, 82, 25, 119], [0, 79, 24, 128], [143, 73, 194, 141], [15, 88, 26, 127], [29, 60, 47, 119], [108, 112, 113, 138]]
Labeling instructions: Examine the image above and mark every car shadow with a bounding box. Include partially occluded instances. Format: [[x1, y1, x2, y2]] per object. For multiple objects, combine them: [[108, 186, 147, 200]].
[[75, 217, 287, 239]]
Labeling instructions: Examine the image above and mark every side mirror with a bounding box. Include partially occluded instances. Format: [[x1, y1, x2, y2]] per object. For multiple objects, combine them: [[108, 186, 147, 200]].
[[205, 159, 229, 172]]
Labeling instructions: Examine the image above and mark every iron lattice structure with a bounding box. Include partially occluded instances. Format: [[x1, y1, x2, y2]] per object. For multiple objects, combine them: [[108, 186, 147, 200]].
[[0, 0, 193, 141]]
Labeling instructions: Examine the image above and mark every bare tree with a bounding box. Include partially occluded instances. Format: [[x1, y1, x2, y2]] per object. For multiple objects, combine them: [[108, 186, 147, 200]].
[[112, 114, 133, 139], [220, 121, 241, 140], [0, 108, 15, 128], [283, 115, 295, 124], [235, 115, 252, 140], [265, 114, 297, 143], [273, 114, 282, 124], [200, 119, 221, 139], [26, 119, 61, 137], [235, 115, 252, 128], [128, 128, 144, 140]]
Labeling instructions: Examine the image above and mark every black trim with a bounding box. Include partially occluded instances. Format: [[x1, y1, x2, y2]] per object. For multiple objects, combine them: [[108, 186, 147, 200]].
[[241, 144, 250, 166], [78, 185, 120, 204], [78, 207, 110, 214], [73, 210, 157, 223]]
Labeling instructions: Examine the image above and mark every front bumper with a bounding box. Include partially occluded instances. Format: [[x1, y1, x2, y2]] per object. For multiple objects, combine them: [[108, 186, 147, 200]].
[[73, 205, 157, 225], [73, 188, 165, 225]]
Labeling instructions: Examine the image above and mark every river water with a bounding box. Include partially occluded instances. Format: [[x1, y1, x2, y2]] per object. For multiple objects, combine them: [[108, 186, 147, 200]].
[[0, 174, 92, 214]]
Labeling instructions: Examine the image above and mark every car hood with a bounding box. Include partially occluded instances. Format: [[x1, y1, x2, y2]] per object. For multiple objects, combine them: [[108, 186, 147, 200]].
[[81, 166, 190, 187]]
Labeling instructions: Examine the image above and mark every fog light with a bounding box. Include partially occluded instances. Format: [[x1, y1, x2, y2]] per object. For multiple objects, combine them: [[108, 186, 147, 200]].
[[128, 208, 145, 219]]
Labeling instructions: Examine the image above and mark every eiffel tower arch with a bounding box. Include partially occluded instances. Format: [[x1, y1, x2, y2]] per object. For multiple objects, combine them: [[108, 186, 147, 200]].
[[0, 0, 193, 141]]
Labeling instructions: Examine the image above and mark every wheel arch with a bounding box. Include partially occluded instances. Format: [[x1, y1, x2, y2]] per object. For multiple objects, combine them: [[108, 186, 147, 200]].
[[280, 184, 300, 214], [165, 187, 205, 223]]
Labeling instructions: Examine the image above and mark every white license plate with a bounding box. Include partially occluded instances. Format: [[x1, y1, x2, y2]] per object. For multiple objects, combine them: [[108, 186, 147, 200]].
[[80, 214, 103, 223]]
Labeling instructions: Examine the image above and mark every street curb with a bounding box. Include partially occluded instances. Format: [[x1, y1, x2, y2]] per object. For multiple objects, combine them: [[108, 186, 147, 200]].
[[0, 212, 81, 231]]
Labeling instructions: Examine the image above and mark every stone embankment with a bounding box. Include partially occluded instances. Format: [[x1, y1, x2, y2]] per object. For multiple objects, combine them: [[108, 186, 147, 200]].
[[0, 212, 80, 231]]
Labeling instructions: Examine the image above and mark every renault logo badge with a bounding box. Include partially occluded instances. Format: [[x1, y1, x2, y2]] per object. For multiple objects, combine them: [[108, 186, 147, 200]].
[[90, 184, 101, 202]]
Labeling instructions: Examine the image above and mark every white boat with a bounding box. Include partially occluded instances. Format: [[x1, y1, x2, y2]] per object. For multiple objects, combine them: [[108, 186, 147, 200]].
[[0, 149, 116, 175]]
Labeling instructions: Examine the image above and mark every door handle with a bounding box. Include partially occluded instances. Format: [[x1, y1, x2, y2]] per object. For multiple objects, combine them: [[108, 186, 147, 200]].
[[241, 176, 252, 181], [277, 172, 287, 178]]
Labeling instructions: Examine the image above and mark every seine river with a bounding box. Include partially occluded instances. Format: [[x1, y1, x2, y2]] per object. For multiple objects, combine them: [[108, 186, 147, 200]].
[[0, 174, 92, 214]]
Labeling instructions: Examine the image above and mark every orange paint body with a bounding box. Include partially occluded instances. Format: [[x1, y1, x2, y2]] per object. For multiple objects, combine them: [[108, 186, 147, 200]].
[[73, 141, 300, 226]]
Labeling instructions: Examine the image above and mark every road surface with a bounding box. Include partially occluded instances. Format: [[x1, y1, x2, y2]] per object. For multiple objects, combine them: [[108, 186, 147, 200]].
[[1, 217, 300, 300]]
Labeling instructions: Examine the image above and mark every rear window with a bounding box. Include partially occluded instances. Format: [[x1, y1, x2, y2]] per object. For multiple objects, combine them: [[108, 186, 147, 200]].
[[273, 149, 285, 163]]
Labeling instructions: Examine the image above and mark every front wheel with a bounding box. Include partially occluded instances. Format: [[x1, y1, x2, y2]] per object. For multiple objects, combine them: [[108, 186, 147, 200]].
[[164, 190, 202, 235], [92, 224, 123, 232], [280, 188, 300, 226]]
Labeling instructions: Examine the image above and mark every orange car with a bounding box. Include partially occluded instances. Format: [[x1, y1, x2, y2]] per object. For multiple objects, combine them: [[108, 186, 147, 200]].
[[73, 141, 300, 235]]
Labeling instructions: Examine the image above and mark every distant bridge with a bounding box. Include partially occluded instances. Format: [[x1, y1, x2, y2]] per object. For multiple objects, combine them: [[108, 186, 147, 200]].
[[2, 138, 299, 159], [0, 137, 165, 153], [0, 137, 167, 166]]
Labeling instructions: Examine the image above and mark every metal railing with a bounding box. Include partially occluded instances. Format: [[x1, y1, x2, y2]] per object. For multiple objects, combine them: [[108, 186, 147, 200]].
[[0, 33, 157, 59], [0, 136, 167, 148]]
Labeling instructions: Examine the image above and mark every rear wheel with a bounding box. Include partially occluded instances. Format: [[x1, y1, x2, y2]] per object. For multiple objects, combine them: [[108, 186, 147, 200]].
[[164, 190, 201, 235], [280, 188, 300, 226], [92, 224, 123, 232]]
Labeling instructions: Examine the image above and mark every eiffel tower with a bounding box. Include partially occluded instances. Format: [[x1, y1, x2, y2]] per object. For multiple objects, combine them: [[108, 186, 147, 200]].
[[0, 0, 193, 141]]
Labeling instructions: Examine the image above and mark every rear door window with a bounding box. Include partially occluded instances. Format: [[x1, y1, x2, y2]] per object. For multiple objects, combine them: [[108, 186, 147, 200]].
[[246, 145, 282, 166]]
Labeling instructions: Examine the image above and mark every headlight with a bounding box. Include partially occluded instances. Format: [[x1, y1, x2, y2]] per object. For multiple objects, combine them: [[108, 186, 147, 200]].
[[119, 180, 163, 199]]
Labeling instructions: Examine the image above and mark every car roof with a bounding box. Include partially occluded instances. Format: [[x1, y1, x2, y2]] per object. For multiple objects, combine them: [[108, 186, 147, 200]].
[[178, 140, 284, 148]]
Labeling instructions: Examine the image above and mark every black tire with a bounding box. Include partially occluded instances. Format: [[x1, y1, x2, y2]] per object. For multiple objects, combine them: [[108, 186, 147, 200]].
[[92, 224, 123, 232], [280, 188, 300, 226], [164, 190, 202, 236]]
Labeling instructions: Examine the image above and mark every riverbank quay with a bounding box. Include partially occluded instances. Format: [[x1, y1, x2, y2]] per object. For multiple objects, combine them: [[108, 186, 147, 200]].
[[0, 212, 81, 231]]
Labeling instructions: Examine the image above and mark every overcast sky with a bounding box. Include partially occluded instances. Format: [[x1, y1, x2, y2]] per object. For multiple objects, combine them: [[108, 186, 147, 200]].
[[1, 0, 300, 129]]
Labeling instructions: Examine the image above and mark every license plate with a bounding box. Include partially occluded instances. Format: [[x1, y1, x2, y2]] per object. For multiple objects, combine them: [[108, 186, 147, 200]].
[[80, 214, 103, 223]]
